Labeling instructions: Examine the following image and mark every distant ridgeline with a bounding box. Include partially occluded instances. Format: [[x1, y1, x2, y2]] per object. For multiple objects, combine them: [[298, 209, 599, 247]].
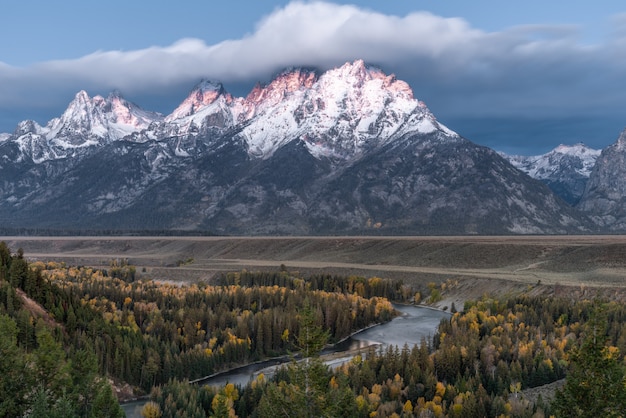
[[0, 227, 218, 236]]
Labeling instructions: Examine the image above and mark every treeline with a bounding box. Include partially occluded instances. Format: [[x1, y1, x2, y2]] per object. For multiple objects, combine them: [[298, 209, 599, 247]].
[[0, 243, 125, 417], [148, 295, 626, 417], [1, 245, 396, 396], [218, 270, 406, 305]]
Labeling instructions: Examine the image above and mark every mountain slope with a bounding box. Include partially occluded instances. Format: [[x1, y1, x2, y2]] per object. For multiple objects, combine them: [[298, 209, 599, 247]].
[[578, 129, 626, 230], [312, 134, 585, 235], [0, 61, 593, 235]]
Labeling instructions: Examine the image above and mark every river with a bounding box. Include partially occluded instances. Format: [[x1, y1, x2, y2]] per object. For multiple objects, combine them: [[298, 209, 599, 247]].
[[122, 304, 449, 417]]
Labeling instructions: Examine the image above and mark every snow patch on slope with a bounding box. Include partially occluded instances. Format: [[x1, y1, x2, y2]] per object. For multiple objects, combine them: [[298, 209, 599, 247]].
[[505, 143, 600, 179]]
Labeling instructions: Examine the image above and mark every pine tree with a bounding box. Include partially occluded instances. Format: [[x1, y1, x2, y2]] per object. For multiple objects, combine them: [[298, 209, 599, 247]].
[[0, 314, 33, 417], [552, 304, 626, 417], [296, 299, 329, 358], [257, 301, 338, 417], [90, 382, 125, 418]]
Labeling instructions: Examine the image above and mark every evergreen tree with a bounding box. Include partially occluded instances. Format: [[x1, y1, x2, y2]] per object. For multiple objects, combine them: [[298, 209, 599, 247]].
[[33, 327, 71, 398], [70, 347, 101, 416], [296, 299, 329, 358], [90, 382, 125, 418], [257, 302, 343, 417], [0, 314, 33, 417], [552, 304, 626, 417], [8, 254, 28, 289], [28, 385, 52, 418]]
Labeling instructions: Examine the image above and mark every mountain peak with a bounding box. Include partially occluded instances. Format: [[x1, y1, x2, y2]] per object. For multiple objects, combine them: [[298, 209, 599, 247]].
[[74, 90, 90, 102], [338, 59, 369, 78], [503, 143, 601, 205], [107, 90, 124, 100], [239, 60, 457, 160], [14, 119, 43, 136], [39, 89, 159, 146], [166, 79, 228, 121], [553, 143, 596, 155], [245, 68, 317, 106], [195, 79, 223, 93], [614, 128, 626, 150], [63, 90, 94, 114]]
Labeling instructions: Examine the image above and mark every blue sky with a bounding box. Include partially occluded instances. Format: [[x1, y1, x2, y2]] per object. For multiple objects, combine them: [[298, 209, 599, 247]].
[[2, 0, 626, 154]]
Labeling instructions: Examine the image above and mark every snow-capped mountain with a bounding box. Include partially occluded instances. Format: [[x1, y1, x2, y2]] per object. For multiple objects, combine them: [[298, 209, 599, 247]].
[[10, 91, 162, 163], [235, 61, 454, 160], [503, 143, 600, 205], [0, 60, 594, 235], [10, 60, 457, 165]]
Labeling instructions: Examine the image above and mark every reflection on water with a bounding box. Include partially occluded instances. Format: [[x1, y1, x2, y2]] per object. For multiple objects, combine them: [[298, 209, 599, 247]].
[[122, 400, 148, 418], [330, 304, 449, 352], [195, 358, 291, 388], [122, 304, 450, 417]]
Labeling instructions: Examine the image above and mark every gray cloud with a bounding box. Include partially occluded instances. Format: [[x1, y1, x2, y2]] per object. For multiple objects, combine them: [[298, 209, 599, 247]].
[[1, 1, 625, 153]]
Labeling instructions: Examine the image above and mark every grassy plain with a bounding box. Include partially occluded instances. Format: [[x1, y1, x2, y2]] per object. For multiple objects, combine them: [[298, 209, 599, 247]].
[[5, 235, 626, 308]]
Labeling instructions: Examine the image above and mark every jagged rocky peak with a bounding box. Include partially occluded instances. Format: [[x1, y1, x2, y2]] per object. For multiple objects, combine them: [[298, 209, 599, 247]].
[[238, 60, 450, 160], [613, 128, 626, 150], [311, 60, 428, 124], [44, 90, 101, 140], [244, 68, 318, 109], [320, 60, 413, 99], [327, 59, 375, 85], [104, 90, 162, 127], [14, 120, 43, 136], [39, 90, 160, 147], [166, 80, 229, 120], [71, 89, 91, 106], [51, 90, 105, 128], [300, 60, 454, 146]]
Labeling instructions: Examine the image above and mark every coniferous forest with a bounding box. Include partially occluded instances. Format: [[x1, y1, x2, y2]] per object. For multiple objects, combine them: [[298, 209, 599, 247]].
[[1, 242, 625, 417]]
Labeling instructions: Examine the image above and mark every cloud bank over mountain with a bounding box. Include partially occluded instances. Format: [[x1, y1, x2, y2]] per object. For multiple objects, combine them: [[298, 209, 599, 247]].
[[2, 2, 626, 153]]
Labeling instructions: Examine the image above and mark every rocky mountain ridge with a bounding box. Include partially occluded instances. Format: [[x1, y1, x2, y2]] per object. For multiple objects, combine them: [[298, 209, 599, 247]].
[[0, 60, 600, 235], [503, 144, 601, 205]]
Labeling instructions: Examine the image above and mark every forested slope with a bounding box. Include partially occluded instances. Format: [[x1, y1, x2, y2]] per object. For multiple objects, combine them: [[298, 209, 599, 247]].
[[0, 242, 398, 416]]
